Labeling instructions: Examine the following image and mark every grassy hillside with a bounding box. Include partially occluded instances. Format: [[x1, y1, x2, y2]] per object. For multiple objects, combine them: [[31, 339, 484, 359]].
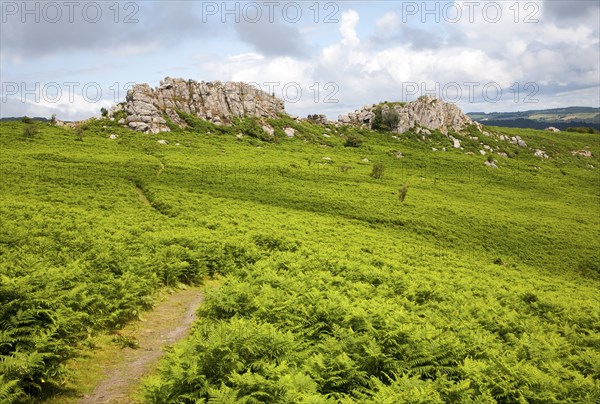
[[0, 117, 599, 402]]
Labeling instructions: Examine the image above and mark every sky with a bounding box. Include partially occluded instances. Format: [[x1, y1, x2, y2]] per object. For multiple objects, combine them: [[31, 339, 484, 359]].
[[1, 0, 599, 120]]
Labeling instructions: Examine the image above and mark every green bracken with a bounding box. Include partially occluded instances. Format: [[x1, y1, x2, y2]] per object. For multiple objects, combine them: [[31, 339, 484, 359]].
[[0, 116, 598, 403]]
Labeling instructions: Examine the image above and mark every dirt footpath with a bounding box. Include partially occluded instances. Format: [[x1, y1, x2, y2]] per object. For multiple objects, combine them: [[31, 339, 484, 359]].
[[79, 287, 203, 404]]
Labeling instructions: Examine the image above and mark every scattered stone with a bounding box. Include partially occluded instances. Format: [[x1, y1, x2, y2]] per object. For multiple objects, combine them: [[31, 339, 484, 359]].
[[571, 150, 592, 158], [510, 135, 527, 147], [236, 133, 244, 139], [323, 157, 332, 161], [362, 158, 370, 162], [480, 150, 486, 155], [483, 144, 490, 150], [109, 134, 118, 140], [546, 126, 560, 132], [485, 160, 498, 169], [534, 149, 549, 159], [449, 136, 461, 148], [432, 147, 438, 151], [157, 139, 169, 145], [497, 152, 508, 158], [262, 125, 275, 137], [284, 127, 295, 138], [442, 147, 446, 151], [307, 114, 329, 125], [395, 151, 404, 158], [322, 133, 331, 138]]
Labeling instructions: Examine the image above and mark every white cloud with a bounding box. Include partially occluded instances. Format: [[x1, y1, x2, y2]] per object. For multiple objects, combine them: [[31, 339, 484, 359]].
[[197, 1, 598, 119], [228, 53, 265, 63], [2, 92, 112, 121], [107, 42, 161, 58], [375, 12, 399, 36], [200, 54, 317, 116], [537, 24, 595, 47], [340, 10, 360, 47]]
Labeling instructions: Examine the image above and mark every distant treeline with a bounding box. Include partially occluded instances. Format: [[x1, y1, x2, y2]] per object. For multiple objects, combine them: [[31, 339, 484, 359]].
[[476, 119, 600, 131]]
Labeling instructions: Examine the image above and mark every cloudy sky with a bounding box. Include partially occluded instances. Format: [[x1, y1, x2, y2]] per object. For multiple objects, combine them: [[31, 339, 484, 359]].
[[1, 0, 599, 120]]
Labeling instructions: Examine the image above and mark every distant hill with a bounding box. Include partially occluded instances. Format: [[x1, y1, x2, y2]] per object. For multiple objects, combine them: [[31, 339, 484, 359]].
[[468, 107, 600, 130], [0, 117, 49, 122]]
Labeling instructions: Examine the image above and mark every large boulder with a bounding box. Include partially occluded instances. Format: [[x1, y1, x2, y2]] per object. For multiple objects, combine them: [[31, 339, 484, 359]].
[[113, 77, 286, 133], [338, 96, 474, 135]]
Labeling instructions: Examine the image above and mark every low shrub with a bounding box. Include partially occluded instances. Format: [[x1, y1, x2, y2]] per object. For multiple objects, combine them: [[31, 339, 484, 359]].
[[22, 125, 39, 138], [345, 134, 363, 147], [371, 164, 385, 179], [398, 184, 409, 203], [565, 126, 599, 134]]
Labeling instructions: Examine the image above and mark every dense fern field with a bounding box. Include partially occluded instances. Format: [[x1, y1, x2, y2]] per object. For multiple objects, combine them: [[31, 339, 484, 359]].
[[0, 117, 599, 402]]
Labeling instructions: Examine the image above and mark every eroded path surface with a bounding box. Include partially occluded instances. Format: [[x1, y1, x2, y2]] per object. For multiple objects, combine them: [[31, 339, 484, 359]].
[[79, 287, 203, 404]]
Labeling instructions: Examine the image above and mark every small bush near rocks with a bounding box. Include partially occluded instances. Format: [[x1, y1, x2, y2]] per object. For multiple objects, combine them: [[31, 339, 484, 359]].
[[372, 106, 400, 132], [344, 134, 363, 147]]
